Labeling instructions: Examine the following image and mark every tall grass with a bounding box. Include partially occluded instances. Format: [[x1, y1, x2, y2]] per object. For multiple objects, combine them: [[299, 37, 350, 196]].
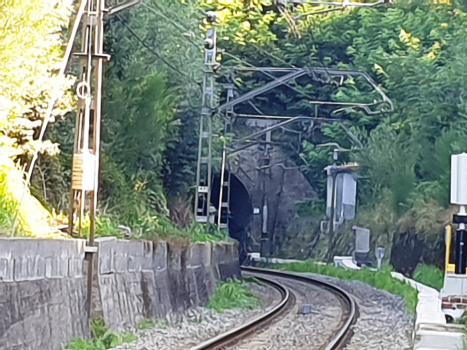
[[206, 279, 261, 312], [273, 260, 419, 313]]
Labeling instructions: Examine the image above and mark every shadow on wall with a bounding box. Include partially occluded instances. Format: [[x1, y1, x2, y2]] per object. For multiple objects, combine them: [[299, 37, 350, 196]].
[[211, 173, 252, 263], [390, 231, 424, 278]]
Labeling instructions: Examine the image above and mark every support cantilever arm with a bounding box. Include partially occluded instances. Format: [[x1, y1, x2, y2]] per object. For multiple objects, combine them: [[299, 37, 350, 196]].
[[224, 67, 394, 116], [217, 69, 308, 111], [231, 117, 304, 147], [107, 0, 141, 15]]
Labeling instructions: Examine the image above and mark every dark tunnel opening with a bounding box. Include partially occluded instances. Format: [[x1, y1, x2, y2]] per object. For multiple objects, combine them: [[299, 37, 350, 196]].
[[211, 173, 252, 263]]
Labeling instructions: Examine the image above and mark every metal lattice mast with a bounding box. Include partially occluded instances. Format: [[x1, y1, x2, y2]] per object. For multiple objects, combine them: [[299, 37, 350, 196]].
[[217, 85, 234, 229], [195, 20, 217, 227]]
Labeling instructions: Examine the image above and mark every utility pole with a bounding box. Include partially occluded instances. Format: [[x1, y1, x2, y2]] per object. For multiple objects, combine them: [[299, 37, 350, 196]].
[[326, 149, 339, 262], [195, 12, 218, 229], [68, 0, 140, 315]]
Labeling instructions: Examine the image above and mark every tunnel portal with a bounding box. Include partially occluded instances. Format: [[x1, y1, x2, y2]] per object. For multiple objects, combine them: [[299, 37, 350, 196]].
[[211, 173, 252, 262]]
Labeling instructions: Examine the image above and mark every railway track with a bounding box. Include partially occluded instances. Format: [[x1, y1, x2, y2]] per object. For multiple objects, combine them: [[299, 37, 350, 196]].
[[190, 267, 357, 350]]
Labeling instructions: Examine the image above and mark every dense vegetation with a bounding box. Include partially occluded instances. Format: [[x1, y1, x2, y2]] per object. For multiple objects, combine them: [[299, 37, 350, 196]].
[[1, 0, 466, 269], [197, 0, 467, 266], [0, 0, 75, 237]]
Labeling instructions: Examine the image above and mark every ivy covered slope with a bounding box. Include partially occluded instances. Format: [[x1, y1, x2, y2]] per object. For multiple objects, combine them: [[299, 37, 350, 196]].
[[202, 0, 467, 265], [0, 0, 74, 237]]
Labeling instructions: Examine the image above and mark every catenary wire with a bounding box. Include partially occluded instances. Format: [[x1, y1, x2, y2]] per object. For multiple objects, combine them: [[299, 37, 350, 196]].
[[115, 14, 200, 87]]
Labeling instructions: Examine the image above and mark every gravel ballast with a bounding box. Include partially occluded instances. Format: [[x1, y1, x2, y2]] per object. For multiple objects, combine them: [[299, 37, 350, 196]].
[[230, 274, 344, 350], [302, 272, 414, 350], [111, 282, 281, 350], [112, 273, 414, 350]]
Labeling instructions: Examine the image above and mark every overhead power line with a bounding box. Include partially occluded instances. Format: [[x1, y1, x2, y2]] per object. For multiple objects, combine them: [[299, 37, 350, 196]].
[[115, 14, 199, 85]]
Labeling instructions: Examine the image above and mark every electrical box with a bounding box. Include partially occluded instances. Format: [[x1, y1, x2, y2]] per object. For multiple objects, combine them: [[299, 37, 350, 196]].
[[354, 227, 370, 254], [451, 153, 467, 205], [71, 151, 96, 191], [326, 171, 357, 221]]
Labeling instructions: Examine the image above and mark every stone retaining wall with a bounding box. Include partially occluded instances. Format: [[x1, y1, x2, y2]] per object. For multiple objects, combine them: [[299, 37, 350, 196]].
[[0, 238, 89, 350], [95, 238, 241, 331], [0, 237, 240, 350]]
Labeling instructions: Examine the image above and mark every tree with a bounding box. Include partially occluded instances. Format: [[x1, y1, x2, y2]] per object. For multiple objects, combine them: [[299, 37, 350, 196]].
[[0, 0, 75, 157], [0, 0, 75, 236]]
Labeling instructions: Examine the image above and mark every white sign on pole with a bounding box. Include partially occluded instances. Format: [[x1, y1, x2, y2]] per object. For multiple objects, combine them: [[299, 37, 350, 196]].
[[375, 247, 385, 270], [451, 153, 467, 205], [375, 247, 385, 259]]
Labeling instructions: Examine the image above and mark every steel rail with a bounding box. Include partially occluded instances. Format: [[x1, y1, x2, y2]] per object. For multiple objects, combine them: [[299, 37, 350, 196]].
[[191, 266, 357, 350], [243, 267, 357, 350], [189, 275, 291, 350]]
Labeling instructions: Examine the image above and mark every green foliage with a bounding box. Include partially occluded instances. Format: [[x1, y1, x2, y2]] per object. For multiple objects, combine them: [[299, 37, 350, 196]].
[[0, 0, 77, 237], [355, 124, 418, 215], [104, 0, 204, 201], [0, 0, 75, 157], [0, 153, 62, 238], [296, 198, 326, 218], [137, 319, 168, 330], [413, 264, 444, 291], [64, 319, 137, 350], [101, 71, 176, 222], [80, 215, 122, 239], [134, 217, 229, 243], [206, 279, 261, 312], [137, 319, 156, 330], [90, 319, 107, 339], [274, 261, 418, 313], [204, 0, 467, 263]]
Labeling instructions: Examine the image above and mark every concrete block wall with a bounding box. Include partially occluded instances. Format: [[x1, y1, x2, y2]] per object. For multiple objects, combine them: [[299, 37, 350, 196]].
[[95, 238, 241, 331], [0, 238, 90, 350]]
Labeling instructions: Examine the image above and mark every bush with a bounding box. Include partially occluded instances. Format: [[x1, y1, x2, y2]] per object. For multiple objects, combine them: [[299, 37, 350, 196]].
[[64, 319, 137, 350]]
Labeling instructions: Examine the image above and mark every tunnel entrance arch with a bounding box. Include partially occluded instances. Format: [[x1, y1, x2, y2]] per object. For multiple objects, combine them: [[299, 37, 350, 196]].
[[211, 173, 252, 262]]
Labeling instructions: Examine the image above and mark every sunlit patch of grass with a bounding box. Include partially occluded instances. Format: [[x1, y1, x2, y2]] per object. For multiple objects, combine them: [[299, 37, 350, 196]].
[[206, 279, 261, 312], [0, 156, 59, 238], [273, 260, 418, 313]]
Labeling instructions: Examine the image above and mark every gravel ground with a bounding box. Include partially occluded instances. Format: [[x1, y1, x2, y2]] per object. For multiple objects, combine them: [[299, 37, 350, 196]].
[[301, 273, 414, 350], [111, 282, 281, 350]]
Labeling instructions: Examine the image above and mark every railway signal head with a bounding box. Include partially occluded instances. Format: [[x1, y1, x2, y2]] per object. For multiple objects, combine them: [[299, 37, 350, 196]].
[[204, 38, 215, 50], [206, 11, 217, 23]]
